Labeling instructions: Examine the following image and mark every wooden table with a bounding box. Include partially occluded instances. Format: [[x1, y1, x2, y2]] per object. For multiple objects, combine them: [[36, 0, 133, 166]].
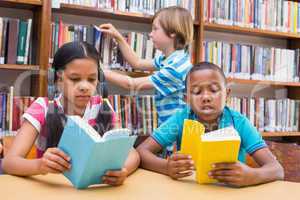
[[1, 169, 300, 200]]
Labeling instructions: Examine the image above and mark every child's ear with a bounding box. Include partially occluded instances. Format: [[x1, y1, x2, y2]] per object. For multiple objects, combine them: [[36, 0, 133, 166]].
[[170, 33, 176, 38], [225, 88, 231, 101]]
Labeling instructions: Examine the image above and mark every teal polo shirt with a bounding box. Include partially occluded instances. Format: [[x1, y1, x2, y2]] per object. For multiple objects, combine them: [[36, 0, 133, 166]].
[[151, 106, 267, 163]]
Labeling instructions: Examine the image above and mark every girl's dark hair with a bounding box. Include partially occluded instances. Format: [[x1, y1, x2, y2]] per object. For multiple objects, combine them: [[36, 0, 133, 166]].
[[46, 41, 113, 148], [186, 62, 227, 85]]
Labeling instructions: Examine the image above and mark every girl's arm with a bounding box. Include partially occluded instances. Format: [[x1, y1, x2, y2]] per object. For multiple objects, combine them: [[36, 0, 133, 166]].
[[209, 147, 284, 187], [99, 24, 155, 71], [123, 149, 140, 175], [2, 120, 71, 176], [104, 69, 154, 91], [102, 149, 140, 186]]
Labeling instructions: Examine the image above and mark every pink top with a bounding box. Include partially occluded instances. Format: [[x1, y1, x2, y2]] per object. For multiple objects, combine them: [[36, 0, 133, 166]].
[[22, 95, 117, 157]]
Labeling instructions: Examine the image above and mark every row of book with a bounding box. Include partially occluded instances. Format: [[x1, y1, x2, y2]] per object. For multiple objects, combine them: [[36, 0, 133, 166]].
[[50, 20, 156, 72], [202, 41, 300, 82], [108, 95, 158, 135], [58, 0, 195, 18], [0, 92, 35, 133], [1, 91, 299, 135], [204, 0, 300, 33], [0, 92, 158, 136], [0, 17, 32, 65], [228, 97, 300, 132]]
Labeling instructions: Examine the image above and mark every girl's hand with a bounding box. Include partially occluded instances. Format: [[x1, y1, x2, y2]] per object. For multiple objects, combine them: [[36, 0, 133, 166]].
[[209, 161, 256, 187], [166, 153, 194, 179], [99, 24, 123, 42], [102, 168, 128, 186], [38, 147, 71, 175]]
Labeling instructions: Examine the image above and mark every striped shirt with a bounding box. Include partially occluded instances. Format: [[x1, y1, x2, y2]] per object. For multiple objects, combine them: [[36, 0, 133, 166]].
[[22, 95, 117, 157], [149, 49, 192, 125]]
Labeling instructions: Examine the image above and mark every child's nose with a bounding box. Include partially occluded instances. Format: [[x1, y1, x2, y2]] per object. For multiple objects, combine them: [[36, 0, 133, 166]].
[[201, 91, 212, 102], [78, 81, 90, 92]]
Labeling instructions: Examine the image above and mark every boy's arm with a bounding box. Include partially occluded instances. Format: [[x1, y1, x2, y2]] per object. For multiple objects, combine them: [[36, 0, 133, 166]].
[[137, 137, 194, 179], [249, 147, 284, 183], [99, 24, 155, 71], [136, 137, 169, 175], [103, 69, 154, 91], [210, 147, 283, 187]]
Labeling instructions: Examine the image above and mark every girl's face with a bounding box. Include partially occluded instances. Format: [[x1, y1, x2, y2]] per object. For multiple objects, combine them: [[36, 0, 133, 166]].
[[57, 58, 98, 112], [186, 69, 228, 124], [149, 16, 174, 51]]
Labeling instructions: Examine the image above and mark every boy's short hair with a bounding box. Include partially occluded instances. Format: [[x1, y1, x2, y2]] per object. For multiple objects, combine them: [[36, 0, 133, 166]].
[[153, 6, 193, 50], [186, 62, 227, 86]]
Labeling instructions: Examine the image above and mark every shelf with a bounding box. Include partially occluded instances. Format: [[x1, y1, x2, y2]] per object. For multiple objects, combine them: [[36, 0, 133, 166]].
[[0, 64, 39, 71], [111, 69, 152, 77], [227, 78, 300, 87], [0, 0, 42, 9], [53, 3, 200, 25], [110, 70, 300, 87], [204, 23, 300, 40], [262, 132, 300, 137]]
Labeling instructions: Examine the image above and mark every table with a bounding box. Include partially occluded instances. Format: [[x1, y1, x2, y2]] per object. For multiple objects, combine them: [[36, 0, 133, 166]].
[[1, 169, 300, 200]]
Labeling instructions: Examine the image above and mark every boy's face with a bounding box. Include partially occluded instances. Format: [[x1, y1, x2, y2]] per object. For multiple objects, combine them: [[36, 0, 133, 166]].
[[186, 69, 228, 124], [149, 16, 175, 52]]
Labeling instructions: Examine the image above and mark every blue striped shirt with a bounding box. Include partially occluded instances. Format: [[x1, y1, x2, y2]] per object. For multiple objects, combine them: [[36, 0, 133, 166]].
[[149, 50, 192, 125]]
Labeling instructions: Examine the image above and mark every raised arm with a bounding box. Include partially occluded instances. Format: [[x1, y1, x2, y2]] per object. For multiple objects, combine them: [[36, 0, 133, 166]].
[[103, 69, 154, 91], [99, 24, 155, 71]]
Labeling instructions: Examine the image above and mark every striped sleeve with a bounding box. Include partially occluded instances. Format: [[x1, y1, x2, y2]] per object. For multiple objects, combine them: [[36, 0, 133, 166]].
[[22, 97, 48, 133], [150, 66, 185, 96], [152, 54, 163, 70]]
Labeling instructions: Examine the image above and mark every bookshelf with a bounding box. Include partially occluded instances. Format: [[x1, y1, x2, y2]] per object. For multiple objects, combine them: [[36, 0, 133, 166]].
[[0, 0, 51, 96], [52, 1, 300, 141], [1, 0, 300, 142], [0, 64, 39, 71]]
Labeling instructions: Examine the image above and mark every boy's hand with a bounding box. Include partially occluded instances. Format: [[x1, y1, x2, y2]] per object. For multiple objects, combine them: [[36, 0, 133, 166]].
[[99, 24, 123, 42], [166, 153, 194, 179], [209, 161, 256, 187], [102, 168, 128, 186], [39, 147, 71, 174]]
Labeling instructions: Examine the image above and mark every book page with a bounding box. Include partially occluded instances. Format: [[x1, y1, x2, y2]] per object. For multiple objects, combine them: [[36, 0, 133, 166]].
[[202, 126, 240, 141], [102, 128, 131, 140], [68, 116, 101, 141]]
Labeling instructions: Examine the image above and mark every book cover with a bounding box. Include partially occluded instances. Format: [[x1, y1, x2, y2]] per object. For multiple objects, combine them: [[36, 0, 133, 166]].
[[58, 115, 137, 189], [180, 119, 241, 184]]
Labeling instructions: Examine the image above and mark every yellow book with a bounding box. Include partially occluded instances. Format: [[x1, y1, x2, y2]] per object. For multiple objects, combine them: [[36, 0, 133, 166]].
[[180, 120, 241, 184]]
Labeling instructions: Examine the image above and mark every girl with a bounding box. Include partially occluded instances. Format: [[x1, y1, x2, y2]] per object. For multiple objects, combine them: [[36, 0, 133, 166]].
[[2, 41, 140, 186], [99, 6, 194, 126], [137, 62, 284, 187]]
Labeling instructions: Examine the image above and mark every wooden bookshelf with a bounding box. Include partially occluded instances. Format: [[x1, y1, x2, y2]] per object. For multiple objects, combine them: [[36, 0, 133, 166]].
[[111, 72, 300, 87], [262, 132, 300, 137], [0, 0, 42, 9], [204, 23, 300, 40], [53, 3, 200, 25], [0, 64, 39, 71], [227, 78, 300, 87]]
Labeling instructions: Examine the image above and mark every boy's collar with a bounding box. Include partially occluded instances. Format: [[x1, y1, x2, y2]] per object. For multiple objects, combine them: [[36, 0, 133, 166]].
[[162, 49, 186, 62], [188, 106, 233, 130]]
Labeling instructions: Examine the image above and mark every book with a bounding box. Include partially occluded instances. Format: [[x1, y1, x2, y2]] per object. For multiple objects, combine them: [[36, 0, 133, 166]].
[[58, 115, 137, 189], [180, 119, 241, 184]]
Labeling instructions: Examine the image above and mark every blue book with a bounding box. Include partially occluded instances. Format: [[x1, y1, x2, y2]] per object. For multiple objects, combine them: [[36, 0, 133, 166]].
[[58, 116, 137, 189]]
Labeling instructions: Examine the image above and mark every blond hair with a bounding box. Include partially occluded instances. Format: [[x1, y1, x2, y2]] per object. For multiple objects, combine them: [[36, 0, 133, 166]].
[[153, 6, 194, 50]]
